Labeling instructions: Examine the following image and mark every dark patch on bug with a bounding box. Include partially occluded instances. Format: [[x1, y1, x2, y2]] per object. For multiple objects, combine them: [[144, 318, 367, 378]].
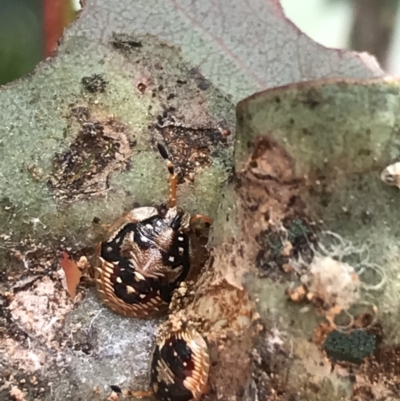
[[48, 107, 135, 201], [81, 74, 108, 93], [151, 338, 195, 401], [100, 223, 138, 262], [100, 214, 190, 305], [160, 229, 189, 269], [110, 258, 163, 305]]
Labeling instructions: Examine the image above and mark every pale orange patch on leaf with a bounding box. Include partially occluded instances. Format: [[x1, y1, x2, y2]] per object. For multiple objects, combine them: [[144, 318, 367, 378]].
[[61, 252, 82, 299]]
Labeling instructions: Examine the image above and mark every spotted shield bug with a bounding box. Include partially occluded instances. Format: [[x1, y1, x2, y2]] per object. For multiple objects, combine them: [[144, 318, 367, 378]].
[[94, 143, 212, 317], [150, 322, 210, 401]]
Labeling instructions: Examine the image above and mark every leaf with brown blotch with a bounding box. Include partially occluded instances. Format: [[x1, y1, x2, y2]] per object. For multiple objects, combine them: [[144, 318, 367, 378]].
[[60, 251, 82, 299]]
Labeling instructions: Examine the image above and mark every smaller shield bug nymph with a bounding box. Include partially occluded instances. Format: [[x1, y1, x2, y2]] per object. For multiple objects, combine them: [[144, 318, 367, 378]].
[[150, 321, 210, 401], [94, 143, 212, 317]]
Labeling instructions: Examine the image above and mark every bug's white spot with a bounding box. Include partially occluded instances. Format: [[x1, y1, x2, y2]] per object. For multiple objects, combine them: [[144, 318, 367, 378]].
[[179, 247, 184, 254], [135, 271, 145, 281], [168, 256, 175, 262], [146, 224, 153, 230], [156, 220, 162, 227], [178, 236, 184, 242], [139, 293, 147, 299], [115, 237, 121, 244], [173, 351, 178, 357], [183, 362, 187, 367], [126, 285, 135, 294], [141, 236, 149, 242], [116, 277, 122, 283], [107, 246, 113, 252]]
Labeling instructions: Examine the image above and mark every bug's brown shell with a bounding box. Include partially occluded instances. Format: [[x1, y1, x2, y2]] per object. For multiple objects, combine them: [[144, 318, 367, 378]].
[[95, 253, 168, 318], [94, 207, 191, 318], [150, 325, 210, 401]]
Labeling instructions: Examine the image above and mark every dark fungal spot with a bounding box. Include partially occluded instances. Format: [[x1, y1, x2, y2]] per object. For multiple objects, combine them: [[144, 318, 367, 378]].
[[81, 73, 108, 93], [324, 329, 376, 364], [48, 108, 135, 202]]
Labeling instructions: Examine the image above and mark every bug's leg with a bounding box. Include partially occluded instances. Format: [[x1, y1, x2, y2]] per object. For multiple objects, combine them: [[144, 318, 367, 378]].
[[190, 214, 213, 227], [157, 143, 177, 208]]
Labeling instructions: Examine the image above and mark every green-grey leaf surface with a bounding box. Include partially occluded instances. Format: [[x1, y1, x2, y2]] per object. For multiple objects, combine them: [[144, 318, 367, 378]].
[[0, 0, 392, 400]]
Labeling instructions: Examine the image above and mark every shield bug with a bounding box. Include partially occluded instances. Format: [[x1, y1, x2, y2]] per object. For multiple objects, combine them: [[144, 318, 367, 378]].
[[94, 143, 212, 317], [150, 321, 210, 401]]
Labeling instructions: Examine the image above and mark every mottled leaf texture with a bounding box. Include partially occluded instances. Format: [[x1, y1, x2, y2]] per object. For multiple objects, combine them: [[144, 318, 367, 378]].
[[0, 1, 391, 401], [67, 0, 385, 102]]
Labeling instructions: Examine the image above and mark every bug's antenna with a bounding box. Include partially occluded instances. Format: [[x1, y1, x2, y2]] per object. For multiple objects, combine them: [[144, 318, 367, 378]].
[[157, 143, 177, 208]]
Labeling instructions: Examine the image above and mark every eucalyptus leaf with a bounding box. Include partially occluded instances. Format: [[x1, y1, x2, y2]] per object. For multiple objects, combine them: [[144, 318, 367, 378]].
[[0, 1, 392, 400]]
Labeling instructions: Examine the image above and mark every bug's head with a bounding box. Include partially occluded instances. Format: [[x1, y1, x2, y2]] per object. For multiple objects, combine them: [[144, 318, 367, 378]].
[[164, 206, 191, 231]]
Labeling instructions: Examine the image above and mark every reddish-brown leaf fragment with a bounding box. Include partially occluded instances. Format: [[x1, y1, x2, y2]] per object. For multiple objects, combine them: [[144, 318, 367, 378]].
[[61, 251, 82, 299]]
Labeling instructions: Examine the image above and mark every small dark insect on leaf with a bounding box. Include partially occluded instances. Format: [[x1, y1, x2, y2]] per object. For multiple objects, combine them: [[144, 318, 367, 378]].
[[157, 142, 169, 160], [110, 385, 122, 393]]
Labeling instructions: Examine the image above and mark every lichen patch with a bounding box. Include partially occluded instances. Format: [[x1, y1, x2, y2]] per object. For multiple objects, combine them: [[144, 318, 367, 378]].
[[9, 276, 73, 346], [3, 338, 48, 372]]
